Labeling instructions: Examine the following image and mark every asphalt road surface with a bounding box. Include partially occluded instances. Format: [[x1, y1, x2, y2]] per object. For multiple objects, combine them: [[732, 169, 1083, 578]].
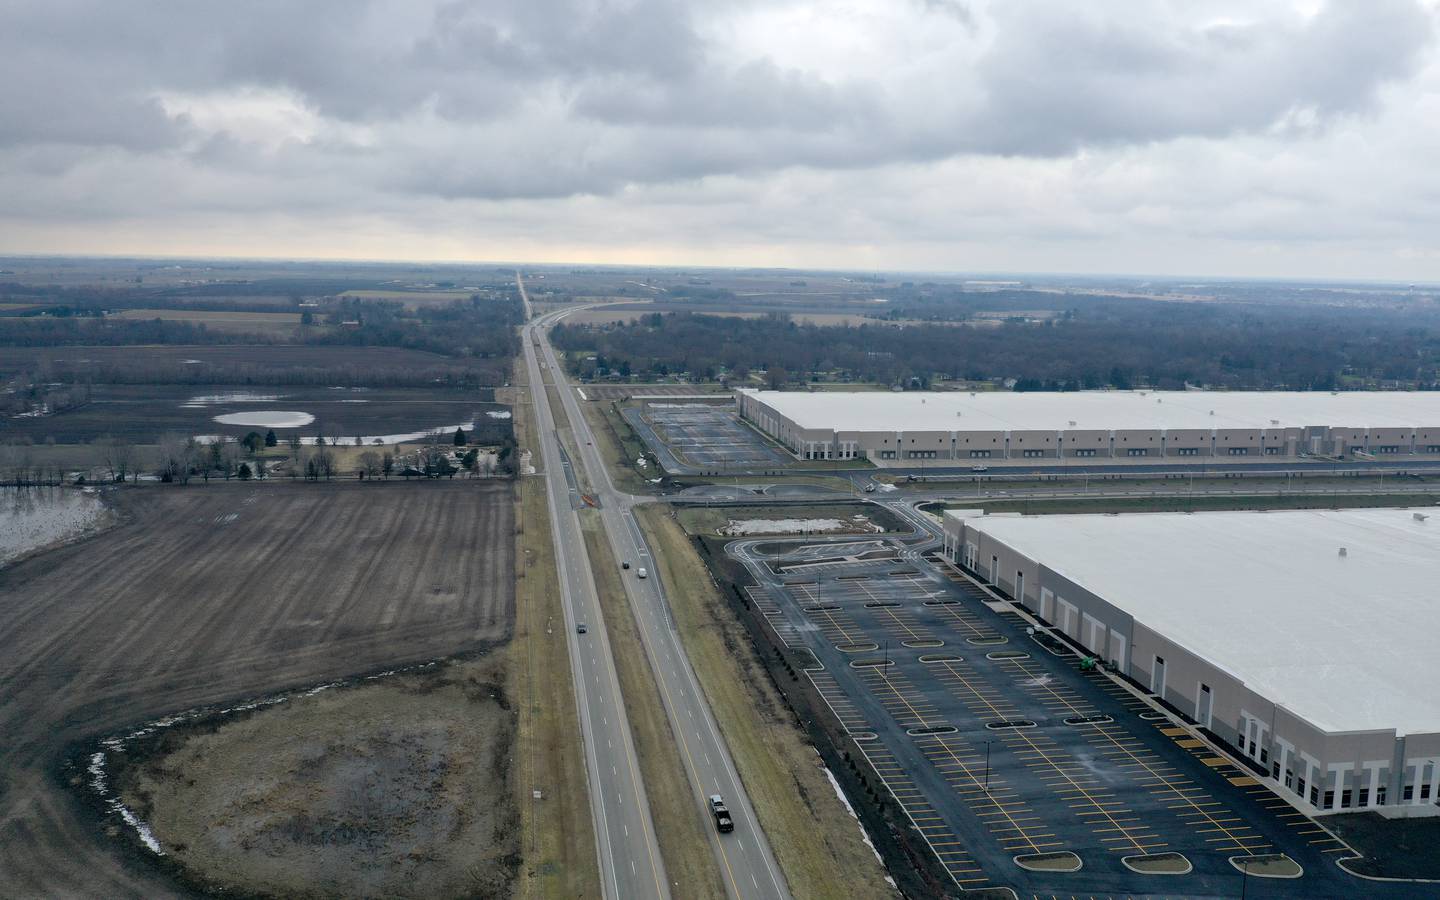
[[529, 286, 790, 900], [522, 305, 671, 900]]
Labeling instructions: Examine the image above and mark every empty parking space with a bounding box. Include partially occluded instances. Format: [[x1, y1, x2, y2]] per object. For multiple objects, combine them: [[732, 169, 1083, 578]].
[[729, 536, 1383, 897], [626, 403, 789, 469]]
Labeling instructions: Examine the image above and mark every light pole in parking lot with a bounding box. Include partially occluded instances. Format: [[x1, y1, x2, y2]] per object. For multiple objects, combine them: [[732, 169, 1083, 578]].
[[983, 739, 992, 792]]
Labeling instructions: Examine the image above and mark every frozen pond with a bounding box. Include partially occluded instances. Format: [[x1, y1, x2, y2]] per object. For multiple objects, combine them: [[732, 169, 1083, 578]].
[[1, 488, 110, 567], [213, 411, 316, 428]]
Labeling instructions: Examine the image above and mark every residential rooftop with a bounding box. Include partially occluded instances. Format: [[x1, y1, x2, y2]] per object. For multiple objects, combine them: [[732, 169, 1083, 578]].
[[949, 506, 1440, 737]]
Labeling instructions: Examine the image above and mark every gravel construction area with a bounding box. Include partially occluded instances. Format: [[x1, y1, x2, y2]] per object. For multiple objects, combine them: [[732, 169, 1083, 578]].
[[0, 481, 513, 898], [113, 655, 517, 899]]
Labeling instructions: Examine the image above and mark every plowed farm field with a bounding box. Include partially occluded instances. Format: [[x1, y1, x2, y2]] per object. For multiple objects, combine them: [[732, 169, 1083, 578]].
[[0, 481, 514, 898]]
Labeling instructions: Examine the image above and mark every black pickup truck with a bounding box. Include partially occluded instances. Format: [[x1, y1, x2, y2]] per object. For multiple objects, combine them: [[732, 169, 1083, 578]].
[[708, 795, 734, 833]]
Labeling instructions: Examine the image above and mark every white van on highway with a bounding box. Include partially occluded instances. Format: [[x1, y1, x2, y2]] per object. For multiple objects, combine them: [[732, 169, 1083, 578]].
[[637, 567, 648, 579]]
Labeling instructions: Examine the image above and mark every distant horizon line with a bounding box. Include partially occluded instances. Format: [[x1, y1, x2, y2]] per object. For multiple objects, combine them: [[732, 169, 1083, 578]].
[[1, 249, 1437, 289]]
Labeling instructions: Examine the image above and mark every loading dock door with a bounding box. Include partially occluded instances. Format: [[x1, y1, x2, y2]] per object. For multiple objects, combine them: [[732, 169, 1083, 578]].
[[1110, 633, 1128, 675], [1084, 614, 1106, 654], [1058, 600, 1078, 639]]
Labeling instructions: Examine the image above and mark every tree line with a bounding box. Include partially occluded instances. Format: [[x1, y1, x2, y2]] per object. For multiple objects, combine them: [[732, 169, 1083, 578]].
[[551, 301, 1440, 391]]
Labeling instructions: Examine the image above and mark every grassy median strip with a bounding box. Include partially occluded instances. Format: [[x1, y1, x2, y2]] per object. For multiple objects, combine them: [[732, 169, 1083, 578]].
[[635, 504, 897, 899], [507, 368, 602, 900], [579, 399, 653, 494], [578, 509, 727, 900]]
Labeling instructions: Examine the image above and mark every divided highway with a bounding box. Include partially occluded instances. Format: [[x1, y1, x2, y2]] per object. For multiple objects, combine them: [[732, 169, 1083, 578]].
[[520, 275, 790, 900], [522, 307, 670, 900]]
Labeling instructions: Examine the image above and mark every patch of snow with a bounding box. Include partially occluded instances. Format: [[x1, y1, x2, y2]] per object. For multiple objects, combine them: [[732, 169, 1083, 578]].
[[719, 517, 879, 536], [229, 417, 513, 447], [877, 483, 898, 492], [184, 392, 282, 407], [213, 410, 315, 428], [575, 388, 588, 400], [486, 410, 512, 419], [1, 489, 108, 567], [822, 765, 886, 868], [181, 358, 203, 364], [89, 752, 164, 855]]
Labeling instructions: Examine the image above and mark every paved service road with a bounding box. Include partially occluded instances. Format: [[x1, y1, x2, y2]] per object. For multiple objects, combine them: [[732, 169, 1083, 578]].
[[521, 295, 670, 900], [524, 277, 791, 900]]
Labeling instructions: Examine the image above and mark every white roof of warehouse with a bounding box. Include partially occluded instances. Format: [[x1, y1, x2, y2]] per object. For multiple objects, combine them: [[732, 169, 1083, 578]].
[[737, 389, 1440, 433], [951, 507, 1440, 736]]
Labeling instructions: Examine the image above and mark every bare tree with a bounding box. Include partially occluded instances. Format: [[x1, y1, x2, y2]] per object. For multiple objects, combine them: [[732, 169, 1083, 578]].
[[98, 434, 135, 483], [359, 451, 382, 478], [157, 432, 200, 484], [218, 440, 243, 480]]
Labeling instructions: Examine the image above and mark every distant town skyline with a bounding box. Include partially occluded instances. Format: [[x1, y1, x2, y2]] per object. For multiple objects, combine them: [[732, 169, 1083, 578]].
[[4, 1, 1440, 280]]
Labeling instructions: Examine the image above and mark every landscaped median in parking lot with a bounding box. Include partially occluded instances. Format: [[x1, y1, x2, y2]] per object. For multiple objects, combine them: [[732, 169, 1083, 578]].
[[634, 504, 899, 900]]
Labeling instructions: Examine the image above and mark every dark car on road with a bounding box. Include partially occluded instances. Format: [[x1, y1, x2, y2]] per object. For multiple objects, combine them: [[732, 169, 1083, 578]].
[[708, 795, 734, 833]]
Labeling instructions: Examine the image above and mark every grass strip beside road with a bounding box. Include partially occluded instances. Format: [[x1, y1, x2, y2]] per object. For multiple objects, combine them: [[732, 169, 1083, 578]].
[[578, 509, 727, 900], [579, 399, 653, 494], [507, 368, 602, 900], [636, 504, 897, 899]]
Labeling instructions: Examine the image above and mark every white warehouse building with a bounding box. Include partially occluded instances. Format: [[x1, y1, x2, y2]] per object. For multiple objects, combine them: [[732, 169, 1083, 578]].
[[941, 506, 1440, 817], [735, 388, 1440, 466]]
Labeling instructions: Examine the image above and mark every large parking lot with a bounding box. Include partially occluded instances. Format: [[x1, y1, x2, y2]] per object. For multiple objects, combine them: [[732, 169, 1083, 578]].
[[624, 402, 789, 471], [729, 536, 1406, 898]]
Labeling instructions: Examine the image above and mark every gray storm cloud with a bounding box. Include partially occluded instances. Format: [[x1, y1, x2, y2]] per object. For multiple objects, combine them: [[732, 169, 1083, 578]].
[[1, 0, 1439, 277]]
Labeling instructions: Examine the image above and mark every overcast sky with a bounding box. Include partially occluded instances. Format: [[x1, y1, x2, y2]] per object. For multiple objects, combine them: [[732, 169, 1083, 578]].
[[4, 0, 1440, 279]]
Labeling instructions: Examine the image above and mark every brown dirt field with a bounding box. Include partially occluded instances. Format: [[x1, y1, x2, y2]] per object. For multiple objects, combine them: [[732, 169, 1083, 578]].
[[110, 308, 305, 335], [115, 656, 518, 899], [0, 480, 513, 898]]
